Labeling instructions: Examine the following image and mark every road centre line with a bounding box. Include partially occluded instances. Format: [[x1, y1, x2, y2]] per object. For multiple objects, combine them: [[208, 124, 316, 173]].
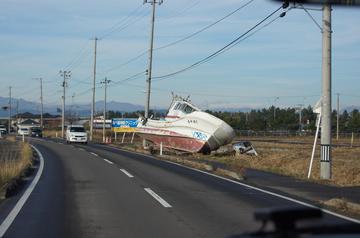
[[144, 188, 172, 208], [0, 145, 44, 237], [120, 169, 134, 178], [104, 159, 113, 164], [90, 152, 98, 157], [100, 145, 360, 224], [78, 148, 85, 151]]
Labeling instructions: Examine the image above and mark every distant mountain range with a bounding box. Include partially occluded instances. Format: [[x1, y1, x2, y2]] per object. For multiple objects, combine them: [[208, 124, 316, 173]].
[[0, 97, 145, 117], [0, 96, 359, 117]]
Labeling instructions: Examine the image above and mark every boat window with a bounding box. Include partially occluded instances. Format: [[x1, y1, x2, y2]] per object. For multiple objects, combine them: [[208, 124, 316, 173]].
[[179, 104, 187, 111], [174, 103, 181, 110], [183, 105, 195, 114]]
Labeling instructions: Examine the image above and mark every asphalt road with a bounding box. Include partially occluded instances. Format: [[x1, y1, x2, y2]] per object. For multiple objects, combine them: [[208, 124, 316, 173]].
[[0, 138, 357, 238]]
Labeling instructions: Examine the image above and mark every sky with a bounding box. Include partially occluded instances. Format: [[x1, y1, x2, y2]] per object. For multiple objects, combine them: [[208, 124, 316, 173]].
[[0, 0, 359, 111]]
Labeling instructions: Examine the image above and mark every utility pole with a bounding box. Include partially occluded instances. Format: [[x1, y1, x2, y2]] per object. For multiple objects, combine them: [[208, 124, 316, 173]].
[[34, 78, 44, 127], [336, 93, 339, 140], [8, 86, 12, 134], [273, 97, 279, 121], [90, 37, 98, 142], [16, 100, 19, 120], [60, 70, 71, 138], [144, 0, 163, 119], [297, 104, 304, 133], [101, 78, 111, 143], [40, 78, 43, 128], [320, 3, 332, 180]]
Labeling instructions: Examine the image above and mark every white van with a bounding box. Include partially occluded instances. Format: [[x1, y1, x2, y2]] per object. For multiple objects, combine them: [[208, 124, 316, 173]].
[[18, 127, 30, 136], [66, 125, 88, 144]]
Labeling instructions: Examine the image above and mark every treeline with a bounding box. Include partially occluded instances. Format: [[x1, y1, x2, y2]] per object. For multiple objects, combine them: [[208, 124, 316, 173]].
[[107, 107, 360, 132], [206, 106, 360, 132], [107, 110, 165, 119]]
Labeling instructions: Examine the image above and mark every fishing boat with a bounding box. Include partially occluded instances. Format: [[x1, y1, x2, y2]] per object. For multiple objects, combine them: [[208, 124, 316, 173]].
[[137, 96, 235, 153]]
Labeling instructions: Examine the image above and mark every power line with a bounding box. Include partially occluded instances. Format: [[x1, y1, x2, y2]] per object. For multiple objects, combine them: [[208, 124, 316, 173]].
[[153, 5, 285, 81], [156, 0, 256, 51], [110, 71, 146, 85], [116, 81, 319, 100], [298, 4, 322, 32], [98, 0, 256, 75], [99, 5, 148, 39], [63, 41, 92, 71], [60, 5, 146, 81], [159, 0, 200, 22], [65, 71, 147, 100]]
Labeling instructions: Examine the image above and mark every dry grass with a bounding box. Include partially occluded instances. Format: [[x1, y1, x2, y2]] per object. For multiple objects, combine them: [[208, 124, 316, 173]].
[[321, 198, 360, 216], [236, 135, 360, 147], [0, 141, 33, 189], [196, 140, 360, 187], [42, 130, 61, 138]]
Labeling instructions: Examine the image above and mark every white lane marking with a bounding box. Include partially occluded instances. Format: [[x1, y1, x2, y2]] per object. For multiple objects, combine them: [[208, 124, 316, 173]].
[[100, 146, 360, 224], [120, 169, 134, 178], [104, 159, 113, 165], [0, 145, 45, 237], [57, 142, 63, 145], [78, 148, 85, 151], [144, 188, 172, 208], [90, 152, 98, 157]]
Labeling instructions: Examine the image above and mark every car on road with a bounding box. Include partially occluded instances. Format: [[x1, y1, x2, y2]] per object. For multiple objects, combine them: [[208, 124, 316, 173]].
[[66, 125, 88, 144], [30, 127, 43, 138], [0, 125, 7, 135], [18, 127, 30, 136]]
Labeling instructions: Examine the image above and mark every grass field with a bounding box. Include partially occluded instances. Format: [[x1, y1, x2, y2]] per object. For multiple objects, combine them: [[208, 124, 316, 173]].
[[111, 134, 360, 187], [0, 137, 33, 190], [195, 137, 360, 187]]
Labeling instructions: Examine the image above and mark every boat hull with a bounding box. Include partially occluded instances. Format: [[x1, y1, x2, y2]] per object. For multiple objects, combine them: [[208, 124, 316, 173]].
[[137, 128, 210, 153]]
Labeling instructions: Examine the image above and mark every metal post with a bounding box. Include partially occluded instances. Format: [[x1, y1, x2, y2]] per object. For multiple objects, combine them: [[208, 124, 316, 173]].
[[320, 4, 332, 179], [160, 142, 163, 156], [90, 37, 98, 142], [336, 93, 339, 140], [122, 132, 126, 143], [8, 86, 11, 134], [131, 132, 135, 144], [308, 113, 321, 179]]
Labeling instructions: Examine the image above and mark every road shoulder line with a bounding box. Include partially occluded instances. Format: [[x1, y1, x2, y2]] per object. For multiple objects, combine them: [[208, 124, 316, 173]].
[[0, 145, 45, 237]]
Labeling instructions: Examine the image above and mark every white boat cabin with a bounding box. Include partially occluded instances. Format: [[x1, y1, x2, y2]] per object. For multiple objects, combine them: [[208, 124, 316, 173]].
[[166, 100, 201, 119]]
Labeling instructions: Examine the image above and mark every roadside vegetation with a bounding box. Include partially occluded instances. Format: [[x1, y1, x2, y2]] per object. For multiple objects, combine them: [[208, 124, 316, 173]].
[[0, 137, 33, 193], [196, 139, 360, 187], [107, 134, 359, 187]]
